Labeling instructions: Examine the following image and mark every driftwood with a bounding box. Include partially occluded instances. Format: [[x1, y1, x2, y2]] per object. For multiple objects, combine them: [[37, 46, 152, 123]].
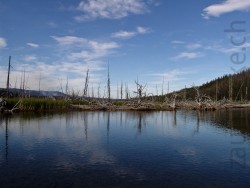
[[0, 99, 21, 114]]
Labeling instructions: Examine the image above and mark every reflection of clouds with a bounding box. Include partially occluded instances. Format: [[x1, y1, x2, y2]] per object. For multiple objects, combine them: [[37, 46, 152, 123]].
[[2, 112, 147, 181], [178, 146, 197, 157], [2, 110, 249, 184]]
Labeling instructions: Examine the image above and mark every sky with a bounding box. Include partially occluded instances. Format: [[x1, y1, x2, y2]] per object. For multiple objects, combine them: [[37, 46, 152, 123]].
[[0, 0, 250, 98]]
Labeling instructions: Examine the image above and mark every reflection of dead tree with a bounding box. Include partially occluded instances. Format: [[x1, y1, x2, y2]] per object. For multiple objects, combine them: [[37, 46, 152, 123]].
[[5, 116, 9, 161], [193, 111, 200, 135], [136, 112, 146, 134], [134, 81, 147, 105]]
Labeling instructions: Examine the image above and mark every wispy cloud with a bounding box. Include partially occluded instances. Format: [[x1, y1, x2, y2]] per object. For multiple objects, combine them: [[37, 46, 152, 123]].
[[171, 52, 204, 60], [149, 69, 192, 82], [186, 43, 202, 50], [202, 0, 250, 19], [146, 69, 194, 93], [111, 27, 151, 39], [74, 0, 149, 21], [27, 43, 39, 48], [205, 42, 250, 54], [47, 21, 58, 28], [0, 37, 7, 48], [0, 61, 104, 91], [171, 40, 185, 44], [51, 36, 87, 46], [23, 55, 38, 62], [68, 41, 119, 61], [52, 35, 119, 63]]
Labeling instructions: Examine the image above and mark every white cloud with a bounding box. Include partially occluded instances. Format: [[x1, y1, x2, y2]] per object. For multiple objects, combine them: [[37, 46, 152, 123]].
[[146, 69, 194, 93], [0, 60, 105, 91], [149, 69, 191, 82], [206, 42, 250, 54], [112, 26, 150, 39], [88, 40, 119, 51], [186, 43, 202, 50], [68, 41, 119, 61], [47, 21, 58, 28], [172, 52, 204, 60], [27, 43, 39, 48], [51, 36, 87, 46], [75, 0, 148, 21], [136, 26, 149, 34], [23, 55, 38, 62], [202, 0, 250, 19], [112, 31, 137, 39], [0, 37, 7, 48], [52, 35, 119, 63], [171, 40, 185, 44]]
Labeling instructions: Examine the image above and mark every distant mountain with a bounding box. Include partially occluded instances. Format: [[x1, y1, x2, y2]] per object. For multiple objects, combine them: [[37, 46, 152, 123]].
[[0, 88, 66, 98]]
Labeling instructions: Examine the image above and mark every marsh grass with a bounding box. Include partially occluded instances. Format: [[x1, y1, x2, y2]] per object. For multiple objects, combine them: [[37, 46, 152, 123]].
[[6, 98, 71, 111]]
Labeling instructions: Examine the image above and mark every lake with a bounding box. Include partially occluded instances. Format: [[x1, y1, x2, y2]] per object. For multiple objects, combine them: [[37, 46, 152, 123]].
[[0, 109, 250, 187]]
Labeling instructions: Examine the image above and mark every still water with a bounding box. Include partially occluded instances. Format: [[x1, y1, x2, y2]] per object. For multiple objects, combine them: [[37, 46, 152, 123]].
[[0, 109, 250, 187]]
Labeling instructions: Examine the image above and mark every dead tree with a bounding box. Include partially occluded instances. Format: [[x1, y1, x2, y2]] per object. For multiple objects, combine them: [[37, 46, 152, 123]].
[[134, 81, 147, 104], [229, 76, 233, 101], [83, 69, 89, 97], [193, 85, 212, 110], [107, 65, 111, 102], [125, 83, 129, 99], [170, 93, 177, 109], [120, 81, 123, 99], [6, 56, 11, 98]]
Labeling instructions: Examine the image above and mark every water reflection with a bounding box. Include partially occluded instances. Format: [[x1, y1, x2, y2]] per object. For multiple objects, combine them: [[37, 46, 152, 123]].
[[0, 109, 249, 187]]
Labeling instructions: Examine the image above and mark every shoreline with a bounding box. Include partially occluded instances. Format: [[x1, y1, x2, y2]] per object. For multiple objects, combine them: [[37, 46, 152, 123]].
[[1, 100, 250, 114]]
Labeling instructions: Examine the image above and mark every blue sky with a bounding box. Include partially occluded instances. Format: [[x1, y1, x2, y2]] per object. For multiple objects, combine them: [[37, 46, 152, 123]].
[[0, 0, 249, 98]]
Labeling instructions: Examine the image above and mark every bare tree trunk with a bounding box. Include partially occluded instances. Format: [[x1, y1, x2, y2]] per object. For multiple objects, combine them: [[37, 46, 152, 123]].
[[215, 80, 218, 101], [229, 76, 233, 101], [107, 64, 111, 102], [6, 56, 11, 98], [65, 76, 69, 95], [38, 72, 42, 97], [98, 83, 101, 99], [120, 81, 123, 99], [246, 86, 248, 101], [125, 83, 129, 100], [22, 70, 26, 98], [83, 69, 89, 97], [161, 76, 164, 96], [134, 81, 147, 105]]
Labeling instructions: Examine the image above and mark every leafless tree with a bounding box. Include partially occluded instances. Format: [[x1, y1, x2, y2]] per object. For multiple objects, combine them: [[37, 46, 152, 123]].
[[120, 81, 123, 99], [83, 69, 89, 97], [134, 81, 147, 104], [107, 64, 111, 102], [193, 85, 212, 109]]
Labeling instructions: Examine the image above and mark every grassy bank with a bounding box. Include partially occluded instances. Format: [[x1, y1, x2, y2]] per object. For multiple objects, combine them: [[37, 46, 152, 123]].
[[6, 98, 71, 111], [4, 98, 250, 113]]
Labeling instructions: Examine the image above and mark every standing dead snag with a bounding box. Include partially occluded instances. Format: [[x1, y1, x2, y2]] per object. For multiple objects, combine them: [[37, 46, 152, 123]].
[[170, 93, 177, 109], [193, 85, 213, 110], [6, 56, 11, 98], [107, 64, 111, 102], [83, 69, 89, 98], [134, 81, 147, 104]]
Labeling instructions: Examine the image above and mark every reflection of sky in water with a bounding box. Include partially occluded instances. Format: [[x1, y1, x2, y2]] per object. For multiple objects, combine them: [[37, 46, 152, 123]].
[[0, 110, 250, 187]]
